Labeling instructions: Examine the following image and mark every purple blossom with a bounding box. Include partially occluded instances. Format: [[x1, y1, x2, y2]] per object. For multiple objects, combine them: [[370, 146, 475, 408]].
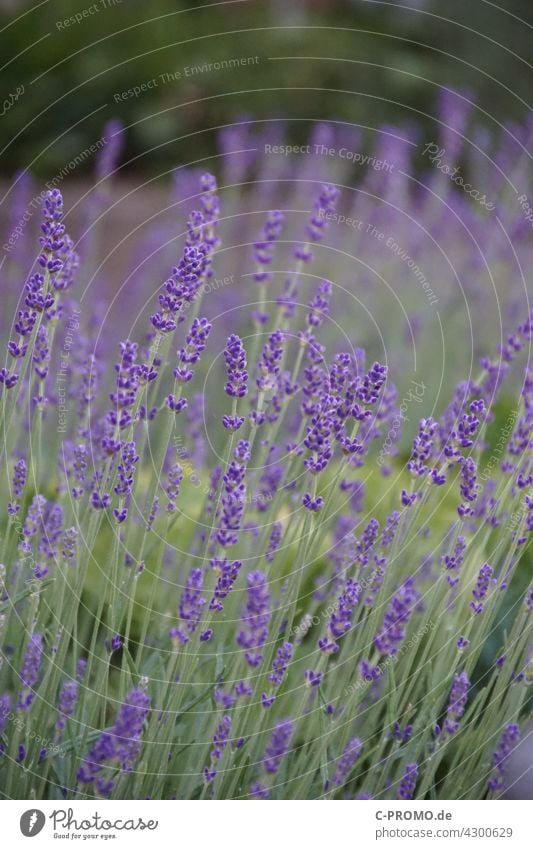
[[209, 558, 242, 611], [39, 189, 65, 275], [373, 577, 418, 656], [443, 535, 467, 586], [319, 578, 361, 654], [224, 334, 248, 398], [56, 680, 79, 732], [18, 633, 44, 711], [77, 687, 151, 796], [263, 719, 294, 774], [444, 670, 470, 734], [330, 738, 362, 787], [488, 724, 520, 792], [237, 571, 271, 667], [254, 210, 285, 282], [256, 330, 284, 392], [294, 183, 339, 262], [397, 762, 418, 799], [268, 642, 293, 686], [174, 316, 212, 382], [265, 521, 283, 563], [170, 569, 206, 645], [470, 562, 493, 614]]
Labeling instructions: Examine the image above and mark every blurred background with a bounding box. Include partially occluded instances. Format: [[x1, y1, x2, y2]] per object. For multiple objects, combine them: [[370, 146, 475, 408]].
[[0, 0, 531, 176]]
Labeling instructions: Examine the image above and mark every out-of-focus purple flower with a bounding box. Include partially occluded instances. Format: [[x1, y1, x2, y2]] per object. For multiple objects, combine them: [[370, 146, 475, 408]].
[[237, 571, 271, 667], [444, 670, 470, 734], [295, 183, 339, 262], [307, 280, 332, 328], [268, 642, 293, 686], [458, 457, 479, 517], [77, 687, 151, 797], [470, 562, 493, 614], [56, 680, 79, 732], [254, 210, 285, 283], [256, 330, 284, 392], [319, 578, 361, 654], [443, 535, 467, 586], [18, 633, 44, 711], [97, 118, 125, 180], [8, 458, 26, 515], [165, 463, 183, 513], [373, 577, 418, 656], [265, 521, 282, 563], [397, 762, 418, 799], [329, 738, 362, 787], [170, 569, 206, 645], [263, 719, 294, 774], [488, 723, 520, 792]]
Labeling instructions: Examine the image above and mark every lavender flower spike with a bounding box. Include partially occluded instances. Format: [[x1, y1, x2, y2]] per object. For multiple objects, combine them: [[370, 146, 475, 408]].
[[488, 723, 520, 792], [18, 633, 44, 711], [77, 687, 151, 797], [443, 670, 470, 734], [262, 719, 294, 774], [397, 762, 418, 799], [329, 738, 362, 787]]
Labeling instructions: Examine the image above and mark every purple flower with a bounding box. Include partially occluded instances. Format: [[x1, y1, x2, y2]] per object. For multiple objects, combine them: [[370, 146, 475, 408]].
[[488, 723, 520, 792], [165, 463, 183, 513], [397, 762, 418, 799], [18, 633, 44, 711], [170, 569, 206, 645], [8, 457, 26, 514], [265, 521, 282, 563], [77, 687, 151, 796], [407, 417, 438, 476], [39, 189, 66, 275], [307, 280, 332, 328], [216, 457, 247, 547], [373, 577, 418, 656], [263, 720, 294, 774], [330, 738, 362, 787], [114, 440, 139, 499], [443, 535, 467, 586], [256, 330, 284, 392], [237, 571, 271, 667], [304, 669, 323, 687], [470, 562, 493, 614], [56, 680, 79, 732], [174, 316, 212, 382], [319, 578, 361, 654], [210, 715, 232, 761], [224, 334, 248, 398], [268, 642, 293, 686], [444, 670, 470, 734], [209, 558, 242, 611], [303, 492, 324, 511], [254, 210, 285, 282], [295, 183, 339, 262]]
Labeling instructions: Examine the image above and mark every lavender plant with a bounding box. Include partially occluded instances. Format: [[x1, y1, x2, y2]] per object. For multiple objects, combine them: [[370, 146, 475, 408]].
[[0, 115, 531, 801]]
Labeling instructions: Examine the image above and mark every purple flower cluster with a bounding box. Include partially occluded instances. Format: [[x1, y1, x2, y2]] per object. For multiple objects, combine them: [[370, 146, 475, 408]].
[[329, 738, 362, 787], [262, 719, 294, 773], [18, 633, 44, 711], [443, 670, 470, 734], [77, 687, 151, 797], [170, 569, 206, 645], [488, 723, 520, 792], [319, 578, 361, 654], [236, 571, 271, 667], [397, 762, 418, 799]]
